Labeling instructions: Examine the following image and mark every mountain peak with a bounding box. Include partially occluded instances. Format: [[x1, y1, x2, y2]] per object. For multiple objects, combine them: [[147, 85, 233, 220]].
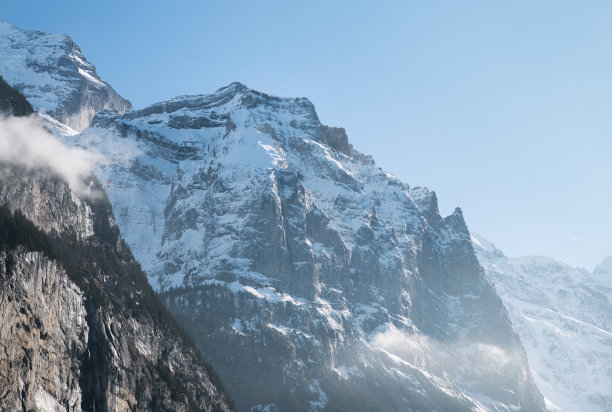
[[0, 20, 131, 131], [215, 81, 249, 94], [126, 82, 317, 126]]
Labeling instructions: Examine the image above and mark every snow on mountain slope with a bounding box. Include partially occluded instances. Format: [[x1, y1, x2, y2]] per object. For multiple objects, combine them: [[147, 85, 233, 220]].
[[68, 82, 546, 411], [0, 20, 130, 130], [473, 233, 612, 412]]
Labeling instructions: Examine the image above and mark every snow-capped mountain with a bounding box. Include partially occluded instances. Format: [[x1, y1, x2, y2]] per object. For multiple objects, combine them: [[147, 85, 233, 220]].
[[0, 19, 130, 131], [2, 20, 547, 411], [69, 83, 544, 411], [473, 234, 612, 412]]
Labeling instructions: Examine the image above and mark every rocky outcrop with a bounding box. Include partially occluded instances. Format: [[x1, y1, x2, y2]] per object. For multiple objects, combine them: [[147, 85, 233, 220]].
[[320, 125, 353, 156], [0, 20, 131, 131], [0, 172, 95, 241]]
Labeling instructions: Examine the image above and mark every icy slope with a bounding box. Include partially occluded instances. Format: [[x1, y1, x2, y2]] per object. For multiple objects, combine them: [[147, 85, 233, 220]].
[[473, 234, 612, 412], [0, 20, 130, 130], [71, 83, 546, 411]]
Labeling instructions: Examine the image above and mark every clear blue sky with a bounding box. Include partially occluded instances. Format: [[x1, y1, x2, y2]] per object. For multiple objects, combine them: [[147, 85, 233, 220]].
[[3, 1, 611, 269]]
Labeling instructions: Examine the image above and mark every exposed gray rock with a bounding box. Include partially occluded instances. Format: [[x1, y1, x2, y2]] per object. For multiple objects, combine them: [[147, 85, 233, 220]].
[[0, 170, 95, 240], [320, 125, 353, 156], [0, 249, 87, 412], [0, 160, 233, 411]]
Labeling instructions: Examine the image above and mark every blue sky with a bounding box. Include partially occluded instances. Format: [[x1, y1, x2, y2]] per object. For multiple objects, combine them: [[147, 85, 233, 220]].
[[3, 1, 611, 269]]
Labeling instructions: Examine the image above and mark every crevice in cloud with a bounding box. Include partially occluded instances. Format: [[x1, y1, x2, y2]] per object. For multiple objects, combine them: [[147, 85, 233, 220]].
[[0, 115, 105, 197]]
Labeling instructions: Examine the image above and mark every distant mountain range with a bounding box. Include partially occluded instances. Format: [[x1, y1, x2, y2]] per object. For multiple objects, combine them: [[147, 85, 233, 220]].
[[473, 233, 612, 411]]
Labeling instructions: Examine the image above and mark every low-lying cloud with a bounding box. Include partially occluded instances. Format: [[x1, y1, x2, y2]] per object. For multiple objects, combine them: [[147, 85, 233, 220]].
[[0, 115, 105, 196], [372, 327, 512, 371], [370, 325, 520, 399]]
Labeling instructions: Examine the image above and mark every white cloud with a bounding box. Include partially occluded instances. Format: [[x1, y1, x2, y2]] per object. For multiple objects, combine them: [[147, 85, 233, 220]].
[[370, 325, 516, 389], [0, 115, 105, 196]]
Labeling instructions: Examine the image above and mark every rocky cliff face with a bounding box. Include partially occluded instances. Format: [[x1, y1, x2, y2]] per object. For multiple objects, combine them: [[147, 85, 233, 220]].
[[0, 164, 233, 412], [0, 248, 87, 411], [0, 81, 233, 411], [75, 83, 545, 411], [0, 20, 131, 131], [473, 234, 612, 412]]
